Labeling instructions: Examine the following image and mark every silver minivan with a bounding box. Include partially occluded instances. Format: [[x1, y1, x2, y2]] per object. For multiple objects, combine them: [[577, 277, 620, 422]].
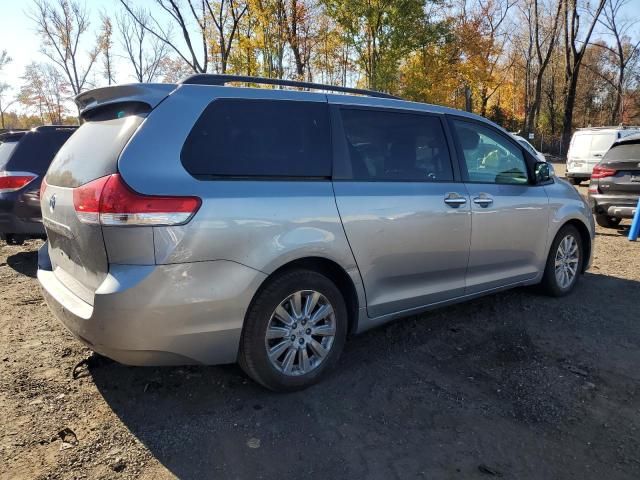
[[38, 76, 594, 391]]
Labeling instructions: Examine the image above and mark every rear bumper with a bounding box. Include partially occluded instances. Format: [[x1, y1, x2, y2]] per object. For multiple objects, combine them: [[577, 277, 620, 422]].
[[37, 242, 267, 366], [565, 172, 591, 179], [0, 213, 44, 237], [588, 193, 639, 219]]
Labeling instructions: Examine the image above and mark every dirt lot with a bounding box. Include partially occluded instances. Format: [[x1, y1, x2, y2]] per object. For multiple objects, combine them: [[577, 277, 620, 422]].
[[1, 176, 640, 480]]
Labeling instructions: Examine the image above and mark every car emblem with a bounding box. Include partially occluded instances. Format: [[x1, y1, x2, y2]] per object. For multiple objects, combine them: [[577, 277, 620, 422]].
[[49, 194, 56, 212]]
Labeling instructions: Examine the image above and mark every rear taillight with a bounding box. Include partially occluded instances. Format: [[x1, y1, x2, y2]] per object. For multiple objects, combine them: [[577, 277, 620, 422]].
[[591, 164, 617, 179], [39, 177, 48, 199], [73, 174, 201, 226], [0, 172, 37, 193]]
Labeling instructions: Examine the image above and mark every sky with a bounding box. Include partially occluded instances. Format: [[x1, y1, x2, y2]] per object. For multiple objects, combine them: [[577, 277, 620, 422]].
[[1, 0, 639, 114], [0, 0, 168, 111]]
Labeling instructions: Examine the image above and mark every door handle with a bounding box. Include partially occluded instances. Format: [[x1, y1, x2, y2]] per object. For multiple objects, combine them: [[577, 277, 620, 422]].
[[444, 193, 467, 208], [473, 194, 493, 207]]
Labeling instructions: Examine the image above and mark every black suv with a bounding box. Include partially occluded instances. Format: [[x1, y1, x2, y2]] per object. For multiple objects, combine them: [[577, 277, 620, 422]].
[[0, 126, 77, 244], [588, 133, 640, 228]]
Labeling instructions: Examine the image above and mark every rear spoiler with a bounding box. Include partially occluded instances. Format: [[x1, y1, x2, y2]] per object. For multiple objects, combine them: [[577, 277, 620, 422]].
[[74, 83, 177, 118]]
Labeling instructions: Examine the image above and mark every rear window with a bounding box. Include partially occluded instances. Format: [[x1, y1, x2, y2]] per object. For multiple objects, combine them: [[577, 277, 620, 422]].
[[569, 134, 591, 157], [0, 141, 18, 170], [604, 142, 640, 161], [46, 105, 148, 188], [5, 129, 76, 174], [181, 99, 331, 178]]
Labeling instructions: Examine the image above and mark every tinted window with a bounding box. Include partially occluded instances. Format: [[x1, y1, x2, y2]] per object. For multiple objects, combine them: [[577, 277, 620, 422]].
[[453, 120, 528, 185], [181, 99, 331, 178], [47, 104, 148, 187], [7, 129, 76, 174], [0, 141, 19, 170], [339, 108, 453, 181], [604, 142, 640, 161]]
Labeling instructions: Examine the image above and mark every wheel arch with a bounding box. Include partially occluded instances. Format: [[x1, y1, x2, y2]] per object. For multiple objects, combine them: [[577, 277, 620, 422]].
[[559, 218, 592, 273], [251, 256, 361, 335]]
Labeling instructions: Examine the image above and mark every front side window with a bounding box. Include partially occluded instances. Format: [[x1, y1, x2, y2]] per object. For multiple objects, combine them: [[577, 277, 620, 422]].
[[339, 108, 453, 181], [181, 99, 331, 178], [453, 120, 528, 185]]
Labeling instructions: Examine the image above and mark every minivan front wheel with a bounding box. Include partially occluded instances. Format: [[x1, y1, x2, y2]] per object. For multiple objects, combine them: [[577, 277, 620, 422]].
[[541, 225, 583, 296], [239, 269, 347, 391]]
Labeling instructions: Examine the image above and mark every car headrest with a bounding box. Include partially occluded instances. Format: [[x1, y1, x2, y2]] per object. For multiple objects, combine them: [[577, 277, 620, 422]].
[[459, 127, 480, 150]]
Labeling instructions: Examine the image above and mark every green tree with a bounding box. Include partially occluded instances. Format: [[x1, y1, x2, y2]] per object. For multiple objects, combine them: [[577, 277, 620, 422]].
[[322, 0, 435, 91]]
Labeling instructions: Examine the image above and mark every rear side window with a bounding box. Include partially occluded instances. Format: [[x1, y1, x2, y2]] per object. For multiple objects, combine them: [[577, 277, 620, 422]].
[[46, 104, 149, 188], [181, 99, 331, 178], [0, 141, 19, 170], [339, 108, 453, 181]]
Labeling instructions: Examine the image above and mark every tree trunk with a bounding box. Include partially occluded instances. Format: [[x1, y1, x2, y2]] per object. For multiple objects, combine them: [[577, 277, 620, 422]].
[[525, 75, 544, 133], [561, 70, 580, 155], [465, 86, 473, 113]]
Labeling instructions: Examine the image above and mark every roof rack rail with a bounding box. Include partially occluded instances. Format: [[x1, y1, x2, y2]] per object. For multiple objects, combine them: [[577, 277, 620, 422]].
[[577, 125, 640, 130], [179, 74, 401, 100]]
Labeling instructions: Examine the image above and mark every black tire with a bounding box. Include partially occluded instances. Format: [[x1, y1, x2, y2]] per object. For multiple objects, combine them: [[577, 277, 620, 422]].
[[5, 234, 24, 246], [540, 225, 584, 297], [569, 177, 582, 186], [238, 269, 348, 392], [595, 214, 621, 229]]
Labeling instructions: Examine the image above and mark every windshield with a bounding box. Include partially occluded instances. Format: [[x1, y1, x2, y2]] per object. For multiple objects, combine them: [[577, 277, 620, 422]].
[[0, 141, 18, 170], [517, 138, 538, 157]]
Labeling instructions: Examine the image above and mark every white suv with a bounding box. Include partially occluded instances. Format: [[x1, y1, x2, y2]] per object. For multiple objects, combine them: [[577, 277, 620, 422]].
[[566, 126, 640, 185]]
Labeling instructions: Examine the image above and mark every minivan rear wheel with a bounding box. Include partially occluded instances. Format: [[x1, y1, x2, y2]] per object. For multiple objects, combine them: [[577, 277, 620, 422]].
[[540, 225, 583, 297], [569, 177, 582, 185], [595, 214, 621, 229], [239, 269, 347, 391]]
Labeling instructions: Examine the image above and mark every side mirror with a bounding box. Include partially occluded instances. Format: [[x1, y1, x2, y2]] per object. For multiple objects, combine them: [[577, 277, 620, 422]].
[[534, 161, 552, 184]]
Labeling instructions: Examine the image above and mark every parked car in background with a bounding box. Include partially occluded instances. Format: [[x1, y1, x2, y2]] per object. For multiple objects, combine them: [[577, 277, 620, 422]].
[[0, 126, 77, 244], [588, 133, 640, 228], [513, 134, 547, 163], [566, 126, 640, 185], [38, 76, 594, 391]]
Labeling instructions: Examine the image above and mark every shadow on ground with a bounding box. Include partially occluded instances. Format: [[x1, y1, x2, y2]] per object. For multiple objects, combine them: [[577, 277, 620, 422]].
[[90, 272, 640, 480], [6, 250, 38, 278]]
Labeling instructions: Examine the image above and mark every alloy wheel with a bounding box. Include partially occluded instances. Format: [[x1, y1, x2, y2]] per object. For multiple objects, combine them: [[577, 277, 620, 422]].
[[554, 234, 579, 289], [265, 290, 336, 376]]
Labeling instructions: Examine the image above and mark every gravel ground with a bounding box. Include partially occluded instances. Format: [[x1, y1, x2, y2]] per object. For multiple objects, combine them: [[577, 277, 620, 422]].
[[1, 176, 640, 480]]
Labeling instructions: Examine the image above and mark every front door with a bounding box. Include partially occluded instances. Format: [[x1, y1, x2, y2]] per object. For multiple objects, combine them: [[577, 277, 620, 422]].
[[331, 105, 471, 318], [448, 118, 549, 294]]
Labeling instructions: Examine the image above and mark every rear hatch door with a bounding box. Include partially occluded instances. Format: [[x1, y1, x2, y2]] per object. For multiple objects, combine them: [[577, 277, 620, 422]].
[[599, 141, 640, 195], [42, 104, 151, 304]]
